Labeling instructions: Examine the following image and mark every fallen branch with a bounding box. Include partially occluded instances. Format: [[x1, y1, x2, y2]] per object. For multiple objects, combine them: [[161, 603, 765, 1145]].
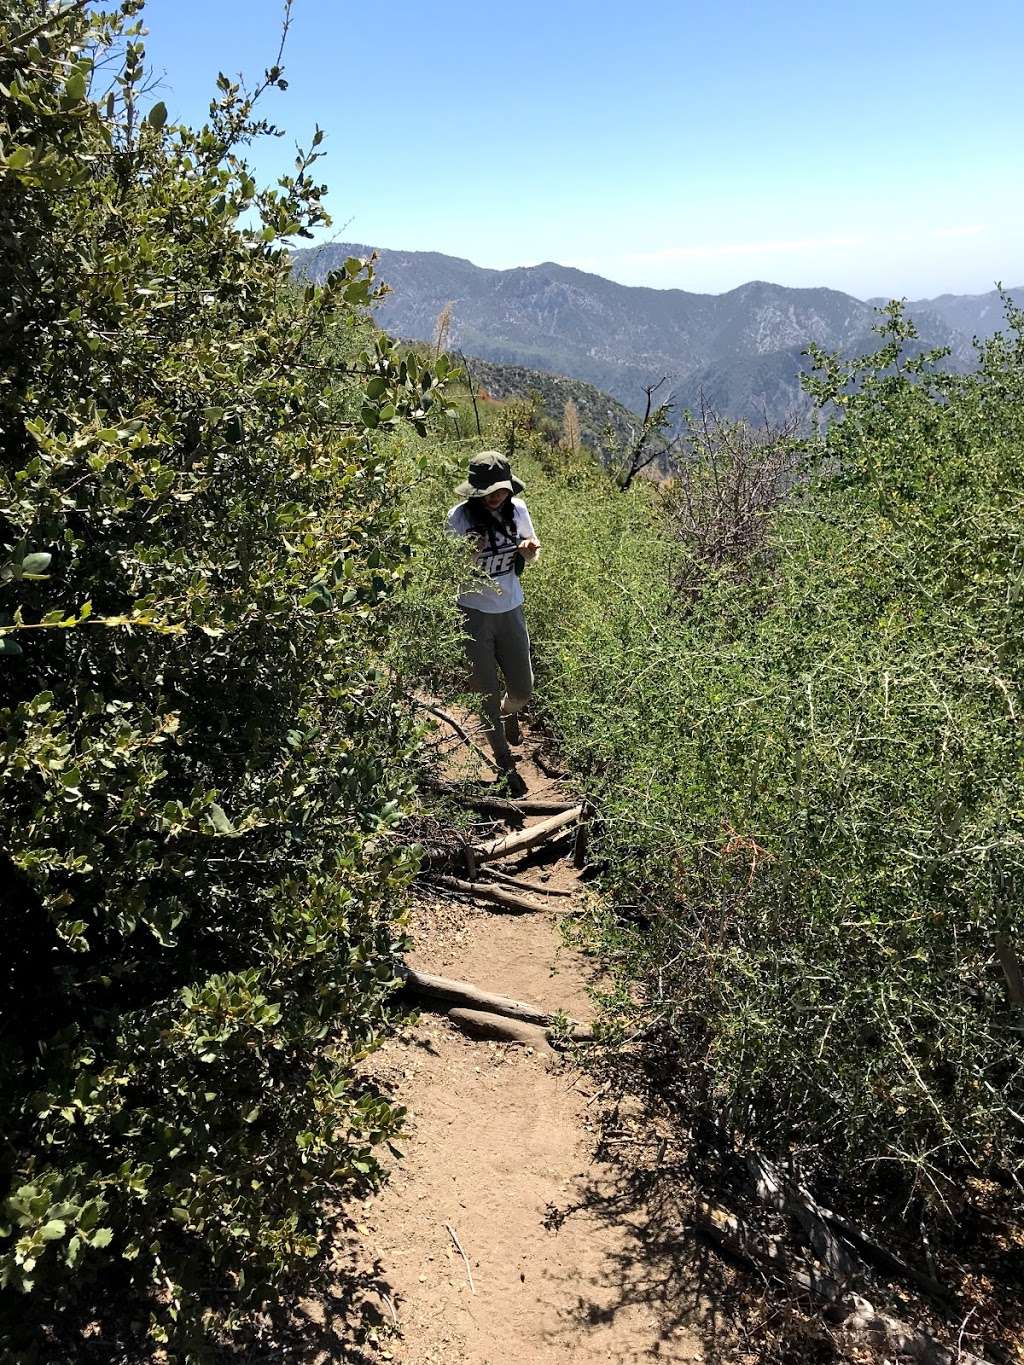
[[695, 1203, 993, 1365], [747, 1152, 950, 1305], [398, 965, 554, 1026], [533, 750, 568, 779], [476, 805, 583, 863], [747, 1152, 859, 1284], [469, 794, 577, 817], [815, 1201, 951, 1306], [425, 779, 577, 818], [413, 700, 497, 773], [445, 1222, 475, 1294], [481, 868, 573, 897], [447, 1007, 552, 1050], [572, 819, 590, 870], [431, 874, 544, 914]]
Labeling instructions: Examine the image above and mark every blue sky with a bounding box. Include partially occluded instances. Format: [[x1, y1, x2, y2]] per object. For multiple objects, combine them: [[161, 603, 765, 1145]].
[[142, 0, 1023, 299]]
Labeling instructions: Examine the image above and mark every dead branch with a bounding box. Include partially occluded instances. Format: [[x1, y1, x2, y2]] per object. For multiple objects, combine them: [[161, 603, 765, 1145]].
[[446, 1007, 552, 1050], [695, 1203, 993, 1365], [431, 874, 545, 914], [747, 1153, 950, 1305], [445, 1222, 475, 1294], [398, 965, 555, 1025], [814, 1201, 951, 1306], [572, 820, 590, 869], [424, 779, 577, 818], [618, 377, 677, 492], [481, 868, 573, 897], [412, 700, 497, 773], [747, 1152, 859, 1284], [533, 750, 568, 780], [476, 806, 584, 863]]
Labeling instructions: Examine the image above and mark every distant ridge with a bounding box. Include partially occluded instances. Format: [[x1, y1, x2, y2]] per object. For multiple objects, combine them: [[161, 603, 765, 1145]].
[[292, 243, 1020, 422]]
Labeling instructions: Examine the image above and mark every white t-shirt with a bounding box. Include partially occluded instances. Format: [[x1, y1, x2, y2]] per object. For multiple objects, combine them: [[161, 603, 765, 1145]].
[[447, 497, 539, 613]]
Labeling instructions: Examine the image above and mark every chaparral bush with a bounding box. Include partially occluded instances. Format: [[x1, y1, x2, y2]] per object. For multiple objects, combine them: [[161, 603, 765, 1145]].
[[521, 305, 1024, 1216], [0, 2, 449, 1354]]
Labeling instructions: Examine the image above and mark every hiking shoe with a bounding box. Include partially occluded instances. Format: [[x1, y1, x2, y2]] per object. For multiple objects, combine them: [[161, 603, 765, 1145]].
[[503, 713, 522, 746]]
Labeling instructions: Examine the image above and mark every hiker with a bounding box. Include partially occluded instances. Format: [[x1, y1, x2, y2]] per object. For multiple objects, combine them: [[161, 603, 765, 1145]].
[[447, 451, 541, 796]]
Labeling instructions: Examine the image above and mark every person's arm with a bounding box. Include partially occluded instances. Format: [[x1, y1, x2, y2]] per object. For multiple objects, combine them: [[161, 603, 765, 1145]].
[[517, 503, 541, 563]]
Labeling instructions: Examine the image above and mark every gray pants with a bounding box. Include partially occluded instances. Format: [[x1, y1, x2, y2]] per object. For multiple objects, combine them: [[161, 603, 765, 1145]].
[[460, 605, 534, 766]]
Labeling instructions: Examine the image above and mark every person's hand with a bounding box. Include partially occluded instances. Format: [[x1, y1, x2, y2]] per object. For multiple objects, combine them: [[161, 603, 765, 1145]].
[[518, 537, 540, 561]]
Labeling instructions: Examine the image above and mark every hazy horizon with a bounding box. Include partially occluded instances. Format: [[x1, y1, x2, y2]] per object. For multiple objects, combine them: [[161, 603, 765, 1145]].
[[298, 234, 1022, 304]]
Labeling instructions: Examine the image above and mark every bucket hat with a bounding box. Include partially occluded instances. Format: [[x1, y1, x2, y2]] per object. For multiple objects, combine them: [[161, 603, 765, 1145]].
[[456, 450, 525, 499]]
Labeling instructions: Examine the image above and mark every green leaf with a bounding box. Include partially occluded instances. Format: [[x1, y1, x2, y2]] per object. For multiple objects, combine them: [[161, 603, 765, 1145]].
[[39, 1220, 66, 1241], [0, 639, 23, 657], [209, 803, 236, 835], [365, 376, 387, 400], [21, 552, 51, 574], [64, 70, 86, 102], [90, 1227, 113, 1248], [147, 101, 167, 130]]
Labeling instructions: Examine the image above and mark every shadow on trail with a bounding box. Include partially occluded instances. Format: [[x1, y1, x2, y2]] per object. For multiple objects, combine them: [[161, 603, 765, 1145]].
[[536, 1097, 841, 1365]]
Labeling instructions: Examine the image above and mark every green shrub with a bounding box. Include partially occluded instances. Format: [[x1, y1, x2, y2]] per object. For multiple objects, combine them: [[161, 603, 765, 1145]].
[[522, 306, 1024, 1212], [0, 4, 448, 1353]]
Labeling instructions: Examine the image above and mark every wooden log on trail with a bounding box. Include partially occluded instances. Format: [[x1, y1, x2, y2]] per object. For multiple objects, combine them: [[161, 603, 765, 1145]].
[[481, 868, 573, 897], [398, 965, 555, 1026], [432, 874, 544, 914], [694, 1203, 994, 1365], [447, 1007, 553, 1051], [475, 805, 583, 863]]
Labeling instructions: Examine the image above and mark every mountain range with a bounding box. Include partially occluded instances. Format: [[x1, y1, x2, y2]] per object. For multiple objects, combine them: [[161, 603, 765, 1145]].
[[292, 242, 1023, 424]]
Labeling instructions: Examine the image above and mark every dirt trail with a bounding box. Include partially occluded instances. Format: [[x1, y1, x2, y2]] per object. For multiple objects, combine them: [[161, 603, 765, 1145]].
[[343, 720, 706, 1364]]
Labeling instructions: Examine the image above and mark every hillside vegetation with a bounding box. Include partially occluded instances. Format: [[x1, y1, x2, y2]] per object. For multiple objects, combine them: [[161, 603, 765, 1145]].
[[525, 307, 1024, 1199], [401, 305, 1024, 1346]]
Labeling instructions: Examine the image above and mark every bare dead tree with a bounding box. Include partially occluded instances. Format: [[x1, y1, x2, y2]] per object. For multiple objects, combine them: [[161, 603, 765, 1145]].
[[667, 392, 802, 591], [617, 377, 683, 491]]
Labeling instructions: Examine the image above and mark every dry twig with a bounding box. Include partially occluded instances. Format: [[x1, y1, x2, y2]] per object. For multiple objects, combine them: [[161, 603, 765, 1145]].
[[445, 1222, 475, 1294]]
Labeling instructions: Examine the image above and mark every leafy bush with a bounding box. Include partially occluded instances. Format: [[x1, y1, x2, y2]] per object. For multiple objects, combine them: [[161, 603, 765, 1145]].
[[0, 3, 448, 1353], [522, 307, 1024, 1214]]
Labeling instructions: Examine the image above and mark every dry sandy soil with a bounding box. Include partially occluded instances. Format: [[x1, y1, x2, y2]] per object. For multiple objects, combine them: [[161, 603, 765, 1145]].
[[320, 718, 708, 1364]]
